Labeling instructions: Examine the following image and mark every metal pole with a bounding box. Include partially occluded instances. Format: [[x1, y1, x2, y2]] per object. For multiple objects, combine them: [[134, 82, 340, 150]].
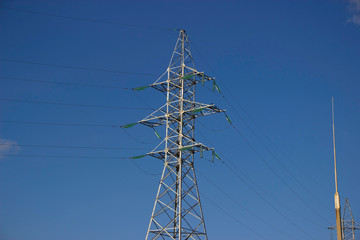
[[332, 97, 343, 240]]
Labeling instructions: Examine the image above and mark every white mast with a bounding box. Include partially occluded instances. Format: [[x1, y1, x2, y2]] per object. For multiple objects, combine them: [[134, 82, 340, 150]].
[[332, 97, 343, 240]]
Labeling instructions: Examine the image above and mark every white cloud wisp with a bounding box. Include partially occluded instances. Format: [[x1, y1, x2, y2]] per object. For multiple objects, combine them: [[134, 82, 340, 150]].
[[348, 0, 360, 25], [0, 138, 20, 158]]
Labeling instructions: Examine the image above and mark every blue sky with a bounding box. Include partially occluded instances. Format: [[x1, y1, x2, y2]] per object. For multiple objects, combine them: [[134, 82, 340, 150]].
[[1, 0, 360, 239]]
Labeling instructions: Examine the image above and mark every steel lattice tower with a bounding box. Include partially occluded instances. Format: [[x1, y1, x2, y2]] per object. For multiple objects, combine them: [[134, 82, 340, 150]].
[[328, 199, 359, 240], [342, 199, 359, 240], [138, 30, 224, 239]]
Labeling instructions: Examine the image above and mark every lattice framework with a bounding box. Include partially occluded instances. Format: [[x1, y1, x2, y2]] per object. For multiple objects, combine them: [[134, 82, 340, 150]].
[[139, 30, 224, 240], [342, 199, 359, 240]]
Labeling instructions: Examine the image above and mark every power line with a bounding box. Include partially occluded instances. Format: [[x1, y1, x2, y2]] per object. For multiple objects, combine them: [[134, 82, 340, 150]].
[[196, 130, 325, 235], [0, 120, 158, 144], [197, 101, 328, 222], [130, 159, 159, 176], [191, 40, 333, 217], [204, 69, 333, 207], [0, 58, 157, 76], [226, 98, 332, 193], [223, 156, 326, 229], [200, 193, 267, 240], [121, 128, 156, 145], [212, 85, 334, 217], [197, 170, 301, 240], [0, 120, 158, 145], [231, 125, 332, 225], [219, 79, 332, 206], [232, 110, 333, 212], [1, 148, 158, 175], [219, 92, 333, 216], [0, 120, 117, 128], [133, 91, 156, 111], [0, 6, 179, 32], [192, 38, 324, 181], [0, 76, 133, 89], [197, 127, 322, 237], [222, 162, 319, 240], [0, 97, 151, 110], [0, 143, 146, 150], [1, 154, 130, 159], [198, 120, 230, 132]]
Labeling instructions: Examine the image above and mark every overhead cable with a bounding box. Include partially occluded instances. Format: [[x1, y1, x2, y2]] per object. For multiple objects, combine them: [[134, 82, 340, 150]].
[[0, 143, 146, 150], [0, 76, 134, 89], [200, 193, 267, 240], [196, 130, 325, 233], [231, 125, 331, 225], [0, 6, 179, 32], [197, 170, 301, 240], [0, 120, 117, 128], [0, 97, 152, 110], [191, 39, 333, 217], [224, 156, 326, 229], [1, 154, 130, 159], [0, 58, 157, 76]]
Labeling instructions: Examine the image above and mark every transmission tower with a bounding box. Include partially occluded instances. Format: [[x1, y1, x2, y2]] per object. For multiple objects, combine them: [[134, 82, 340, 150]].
[[137, 30, 224, 239], [329, 199, 359, 240], [342, 199, 359, 240]]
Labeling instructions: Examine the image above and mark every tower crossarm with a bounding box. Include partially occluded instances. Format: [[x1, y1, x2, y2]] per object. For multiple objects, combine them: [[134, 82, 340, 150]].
[[138, 101, 224, 128], [146, 142, 213, 160], [150, 70, 215, 93]]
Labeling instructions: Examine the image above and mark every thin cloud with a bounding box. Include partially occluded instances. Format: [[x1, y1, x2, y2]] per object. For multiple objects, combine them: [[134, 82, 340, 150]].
[[0, 138, 20, 158], [347, 0, 360, 25]]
